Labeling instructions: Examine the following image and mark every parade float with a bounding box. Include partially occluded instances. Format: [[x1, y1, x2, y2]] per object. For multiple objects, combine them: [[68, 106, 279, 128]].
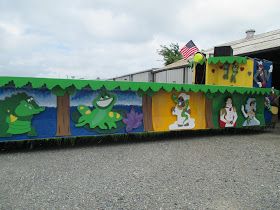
[[0, 47, 279, 142]]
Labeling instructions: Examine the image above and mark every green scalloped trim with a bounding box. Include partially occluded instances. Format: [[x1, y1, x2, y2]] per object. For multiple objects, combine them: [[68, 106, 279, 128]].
[[0, 76, 277, 96], [208, 56, 247, 64]]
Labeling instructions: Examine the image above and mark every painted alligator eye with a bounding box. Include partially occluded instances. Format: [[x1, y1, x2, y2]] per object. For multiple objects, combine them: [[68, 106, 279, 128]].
[[27, 97, 34, 103], [100, 97, 104, 100], [104, 95, 109, 99]]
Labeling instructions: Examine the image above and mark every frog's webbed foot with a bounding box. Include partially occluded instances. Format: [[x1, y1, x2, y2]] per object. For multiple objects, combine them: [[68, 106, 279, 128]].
[[76, 122, 86, 127], [76, 116, 88, 127], [106, 121, 117, 129], [98, 123, 108, 130], [78, 116, 86, 123], [76, 120, 87, 127]]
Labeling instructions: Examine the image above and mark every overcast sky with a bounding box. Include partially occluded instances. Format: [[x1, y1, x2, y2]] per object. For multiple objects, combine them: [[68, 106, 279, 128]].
[[0, 0, 279, 79]]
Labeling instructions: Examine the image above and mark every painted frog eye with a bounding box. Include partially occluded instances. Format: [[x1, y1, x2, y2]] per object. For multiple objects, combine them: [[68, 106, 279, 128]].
[[104, 95, 109, 99], [99, 97, 104, 100]]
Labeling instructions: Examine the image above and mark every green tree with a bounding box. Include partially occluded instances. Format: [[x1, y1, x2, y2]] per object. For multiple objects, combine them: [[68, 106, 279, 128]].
[[158, 43, 183, 66]]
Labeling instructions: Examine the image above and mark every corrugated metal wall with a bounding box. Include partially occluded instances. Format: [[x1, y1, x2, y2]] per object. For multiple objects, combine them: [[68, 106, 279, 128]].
[[132, 72, 153, 82], [154, 68, 185, 84], [114, 67, 194, 84], [154, 71, 167, 83], [185, 67, 193, 84], [166, 68, 184, 83]]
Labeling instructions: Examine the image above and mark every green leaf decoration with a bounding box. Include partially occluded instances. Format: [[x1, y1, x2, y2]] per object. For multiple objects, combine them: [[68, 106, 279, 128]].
[[208, 56, 247, 65], [0, 76, 278, 96]]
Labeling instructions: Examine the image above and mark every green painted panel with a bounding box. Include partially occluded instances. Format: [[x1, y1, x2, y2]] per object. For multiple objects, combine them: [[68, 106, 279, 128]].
[[211, 93, 265, 128], [0, 76, 277, 96]]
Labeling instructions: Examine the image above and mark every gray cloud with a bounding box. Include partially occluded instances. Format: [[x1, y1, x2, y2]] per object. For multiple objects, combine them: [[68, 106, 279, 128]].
[[0, 0, 279, 79]]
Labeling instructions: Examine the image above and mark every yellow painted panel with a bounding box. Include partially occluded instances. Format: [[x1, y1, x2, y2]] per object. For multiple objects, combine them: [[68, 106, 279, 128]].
[[152, 90, 206, 131], [205, 58, 254, 87]]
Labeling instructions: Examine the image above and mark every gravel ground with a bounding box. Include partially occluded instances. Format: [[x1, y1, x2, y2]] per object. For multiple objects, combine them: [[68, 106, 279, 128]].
[[0, 128, 280, 210]]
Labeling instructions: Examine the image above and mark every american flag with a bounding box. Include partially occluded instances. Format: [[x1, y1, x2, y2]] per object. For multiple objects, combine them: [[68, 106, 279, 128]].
[[180, 40, 199, 59]]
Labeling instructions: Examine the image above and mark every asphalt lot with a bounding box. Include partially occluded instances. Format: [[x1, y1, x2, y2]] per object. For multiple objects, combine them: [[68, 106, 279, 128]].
[[0, 128, 280, 210]]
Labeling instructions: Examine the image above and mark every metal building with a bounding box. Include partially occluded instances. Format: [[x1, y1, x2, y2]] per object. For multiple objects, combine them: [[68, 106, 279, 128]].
[[153, 58, 193, 84], [111, 29, 280, 88], [113, 75, 131, 82], [113, 68, 157, 82], [132, 70, 154, 82], [203, 29, 280, 56]]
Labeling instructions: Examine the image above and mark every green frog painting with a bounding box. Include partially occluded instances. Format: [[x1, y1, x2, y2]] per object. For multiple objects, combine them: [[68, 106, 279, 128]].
[[75, 91, 122, 130]]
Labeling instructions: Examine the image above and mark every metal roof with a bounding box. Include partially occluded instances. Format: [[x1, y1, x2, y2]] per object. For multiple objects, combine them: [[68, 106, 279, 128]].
[[203, 29, 280, 55]]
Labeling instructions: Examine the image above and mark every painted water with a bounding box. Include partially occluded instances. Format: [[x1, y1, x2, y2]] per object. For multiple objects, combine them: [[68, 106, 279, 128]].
[[0, 105, 144, 142]]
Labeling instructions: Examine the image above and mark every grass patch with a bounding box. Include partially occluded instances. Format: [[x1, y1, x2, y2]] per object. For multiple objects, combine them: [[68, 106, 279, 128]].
[[0, 126, 272, 152]]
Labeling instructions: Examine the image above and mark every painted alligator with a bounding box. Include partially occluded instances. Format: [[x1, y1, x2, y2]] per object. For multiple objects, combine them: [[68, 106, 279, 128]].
[[76, 91, 122, 129], [0, 92, 45, 137]]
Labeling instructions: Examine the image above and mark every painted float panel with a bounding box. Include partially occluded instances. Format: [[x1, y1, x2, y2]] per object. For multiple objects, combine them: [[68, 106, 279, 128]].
[[0, 87, 56, 141], [0, 88, 144, 141], [0, 75, 275, 142], [151, 90, 206, 131], [206, 58, 254, 87], [70, 89, 144, 136], [210, 93, 265, 129], [253, 59, 273, 88]]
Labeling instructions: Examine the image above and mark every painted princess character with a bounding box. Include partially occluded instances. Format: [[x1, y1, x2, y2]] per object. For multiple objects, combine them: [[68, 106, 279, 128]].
[[169, 93, 195, 130], [219, 97, 238, 128], [241, 98, 260, 126]]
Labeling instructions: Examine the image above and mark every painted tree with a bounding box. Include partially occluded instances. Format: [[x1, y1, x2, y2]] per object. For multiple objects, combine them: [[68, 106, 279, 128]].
[[52, 86, 75, 136], [137, 89, 154, 131], [157, 43, 183, 66]]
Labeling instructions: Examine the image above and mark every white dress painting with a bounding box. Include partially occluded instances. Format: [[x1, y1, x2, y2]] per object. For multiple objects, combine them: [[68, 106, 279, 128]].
[[241, 98, 260, 126]]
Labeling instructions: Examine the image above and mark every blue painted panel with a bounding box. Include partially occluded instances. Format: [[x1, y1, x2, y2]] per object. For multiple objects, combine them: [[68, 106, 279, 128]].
[[0, 87, 56, 141], [253, 59, 273, 88], [0, 87, 144, 142], [70, 89, 144, 136]]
